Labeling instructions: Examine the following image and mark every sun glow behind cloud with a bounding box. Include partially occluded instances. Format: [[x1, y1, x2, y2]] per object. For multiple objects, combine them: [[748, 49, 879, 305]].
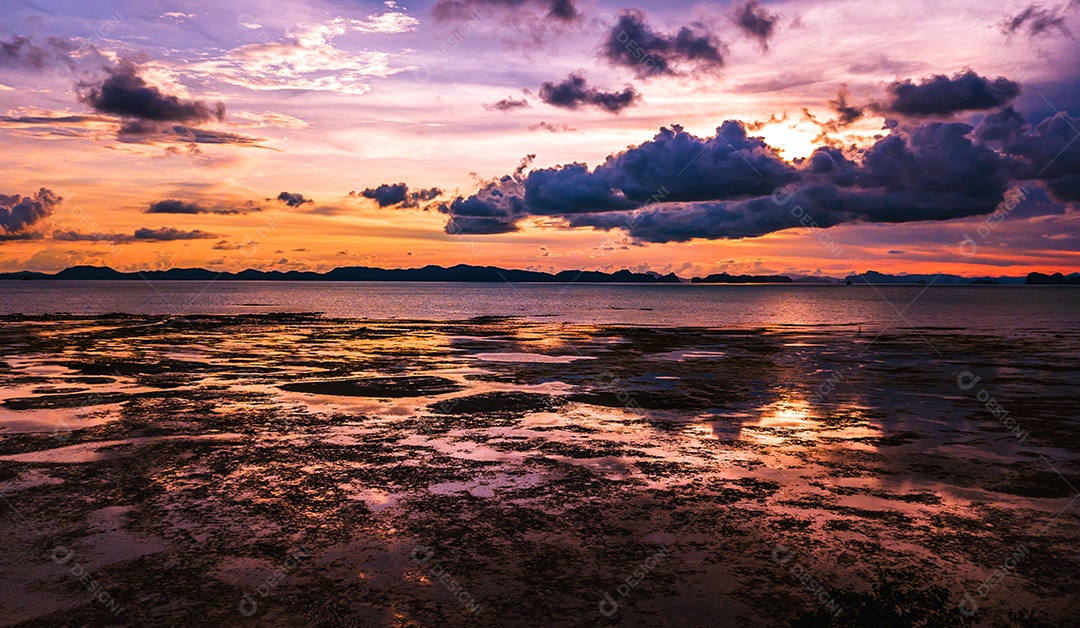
[[755, 123, 819, 160]]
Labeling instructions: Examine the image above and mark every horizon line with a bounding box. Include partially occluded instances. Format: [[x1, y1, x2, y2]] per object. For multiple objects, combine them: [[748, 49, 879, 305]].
[[3, 264, 1079, 283]]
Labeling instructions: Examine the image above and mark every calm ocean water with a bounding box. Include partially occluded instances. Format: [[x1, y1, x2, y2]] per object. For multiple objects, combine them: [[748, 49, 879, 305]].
[[1, 280, 1077, 330]]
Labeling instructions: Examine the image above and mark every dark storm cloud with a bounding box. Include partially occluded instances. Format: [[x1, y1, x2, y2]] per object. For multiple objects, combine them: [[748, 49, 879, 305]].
[[145, 199, 250, 215], [146, 199, 209, 214], [609, 123, 1011, 242], [401, 73, 1080, 244], [432, 116, 1030, 241], [879, 70, 1021, 118], [274, 192, 313, 207], [211, 239, 254, 250], [432, 0, 578, 22], [980, 108, 1080, 202], [0, 35, 75, 72], [78, 60, 225, 123], [602, 9, 725, 78], [547, 0, 577, 20], [0, 188, 61, 240], [1000, 4, 1072, 38], [53, 227, 217, 242], [52, 230, 119, 242], [442, 187, 527, 234], [411, 187, 443, 203], [116, 122, 264, 146], [134, 227, 216, 241], [484, 97, 530, 112], [803, 86, 866, 140], [354, 183, 442, 208], [72, 61, 264, 147], [973, 106, 1028, 146], [535, 122, 797, 211], [361, 183, 408, 206], [435, 157, 534, 234], [829, 86, 865, 127], [435, 122, 800, 235], [732, 0, 780, 51], [538, 73, 639, 113]]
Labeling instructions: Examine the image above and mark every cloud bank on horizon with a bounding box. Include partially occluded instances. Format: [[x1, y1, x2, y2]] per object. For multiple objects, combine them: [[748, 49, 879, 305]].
[[0, 0, 1078, 276]]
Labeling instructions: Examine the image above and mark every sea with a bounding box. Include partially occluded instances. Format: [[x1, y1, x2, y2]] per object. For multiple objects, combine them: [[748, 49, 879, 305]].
[[1, 281, 1077, 330], [1, 281, 1078, 625]]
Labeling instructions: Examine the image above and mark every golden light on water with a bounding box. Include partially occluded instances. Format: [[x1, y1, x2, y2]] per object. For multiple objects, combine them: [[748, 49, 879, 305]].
[[751, 399, 815, 436]]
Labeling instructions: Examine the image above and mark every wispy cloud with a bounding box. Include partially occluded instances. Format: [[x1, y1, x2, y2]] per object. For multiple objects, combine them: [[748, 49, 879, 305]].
[[187, 20, 411, 96]]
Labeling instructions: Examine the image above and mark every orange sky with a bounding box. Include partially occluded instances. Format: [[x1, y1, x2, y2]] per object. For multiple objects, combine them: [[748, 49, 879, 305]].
[[0, 0, 1078, 278]]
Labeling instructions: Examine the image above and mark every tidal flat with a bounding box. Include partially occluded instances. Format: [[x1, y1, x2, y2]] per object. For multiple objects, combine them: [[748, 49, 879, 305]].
[[0, 314, 1078, 627]]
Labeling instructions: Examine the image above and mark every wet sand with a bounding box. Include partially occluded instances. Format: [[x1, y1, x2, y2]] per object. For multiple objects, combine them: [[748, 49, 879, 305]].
[[0, 314, 1077, 626]]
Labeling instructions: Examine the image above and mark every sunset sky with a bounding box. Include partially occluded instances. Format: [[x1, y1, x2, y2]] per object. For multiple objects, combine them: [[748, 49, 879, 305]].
[[1, 0, 1079, 278]]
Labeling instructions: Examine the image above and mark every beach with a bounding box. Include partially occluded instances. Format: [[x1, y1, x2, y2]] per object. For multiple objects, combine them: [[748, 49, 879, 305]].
[[1, 307, 1077, 626]]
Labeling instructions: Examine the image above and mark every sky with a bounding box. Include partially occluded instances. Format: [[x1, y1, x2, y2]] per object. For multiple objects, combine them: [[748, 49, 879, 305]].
[[1, 0, 1079, 278]]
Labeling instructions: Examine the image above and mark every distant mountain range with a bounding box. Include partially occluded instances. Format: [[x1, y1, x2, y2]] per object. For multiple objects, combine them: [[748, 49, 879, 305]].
[[0, 265, 686, 284], [1, 265, 1076, 285], [844, 271, 1080, 285], [1025, 272, 1080, 285], [690, 273, 792, 284]]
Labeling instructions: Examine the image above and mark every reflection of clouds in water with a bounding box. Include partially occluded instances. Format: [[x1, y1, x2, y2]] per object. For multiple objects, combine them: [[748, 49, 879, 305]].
[[1, 315, 1078, 625]]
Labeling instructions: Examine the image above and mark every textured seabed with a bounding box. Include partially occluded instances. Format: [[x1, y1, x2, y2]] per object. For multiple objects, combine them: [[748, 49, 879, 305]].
[[0, 314, 1078, 627]]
